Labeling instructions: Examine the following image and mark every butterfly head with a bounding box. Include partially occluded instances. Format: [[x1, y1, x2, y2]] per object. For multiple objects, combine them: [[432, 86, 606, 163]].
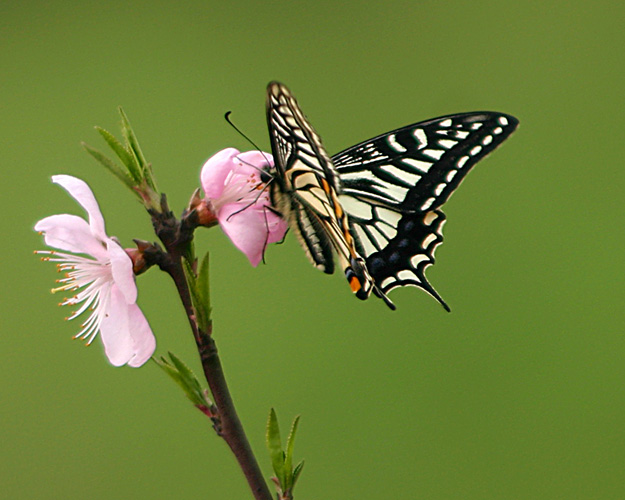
[[259, 165, 274, 185]]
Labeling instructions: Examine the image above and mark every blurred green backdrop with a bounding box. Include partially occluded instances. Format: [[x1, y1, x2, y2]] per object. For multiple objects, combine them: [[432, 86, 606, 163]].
[[3, 1, 625, 498]]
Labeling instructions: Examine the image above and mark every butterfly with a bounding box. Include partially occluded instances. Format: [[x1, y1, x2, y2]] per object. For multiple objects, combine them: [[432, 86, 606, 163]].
[[265, 81, 518, 310]]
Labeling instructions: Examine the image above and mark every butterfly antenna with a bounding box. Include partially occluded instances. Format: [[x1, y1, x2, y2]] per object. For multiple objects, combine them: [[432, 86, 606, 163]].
[[224, 111, 273, 168]]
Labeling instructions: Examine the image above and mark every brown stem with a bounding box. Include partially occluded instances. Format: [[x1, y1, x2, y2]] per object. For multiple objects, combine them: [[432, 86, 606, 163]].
[[197, 331, 272, 500], [151, 203, 272, 500]]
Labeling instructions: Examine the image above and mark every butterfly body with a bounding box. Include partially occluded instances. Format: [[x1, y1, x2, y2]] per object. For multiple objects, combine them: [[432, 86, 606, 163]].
[[265, 81, 518, 310]]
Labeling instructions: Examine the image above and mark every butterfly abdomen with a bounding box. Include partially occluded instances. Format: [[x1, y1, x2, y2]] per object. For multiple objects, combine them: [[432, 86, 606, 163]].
[[345, 256, 373, 299]]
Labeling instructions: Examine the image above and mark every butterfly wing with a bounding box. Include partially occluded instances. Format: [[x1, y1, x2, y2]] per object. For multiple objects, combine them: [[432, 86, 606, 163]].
[[332, 113, 519, 309], [266, 81, 375, 299]]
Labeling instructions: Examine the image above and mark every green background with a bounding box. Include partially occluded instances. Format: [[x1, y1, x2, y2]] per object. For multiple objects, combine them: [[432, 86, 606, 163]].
[[3, 1, 624, 498]]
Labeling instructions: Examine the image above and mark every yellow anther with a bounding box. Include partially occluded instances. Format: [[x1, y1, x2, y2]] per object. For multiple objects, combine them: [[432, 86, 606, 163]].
[[51, 283, 72, 294]]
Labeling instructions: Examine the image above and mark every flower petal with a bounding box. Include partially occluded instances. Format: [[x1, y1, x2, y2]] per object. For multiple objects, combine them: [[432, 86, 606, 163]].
[[34, 214, 108, 259], [99, 285, 134, 366], [218, 203, 270, 267], [125, 304, 157, 368], [200, 148, 240, 200], [107, 239, 137, 304], [52, 175, 107, 241], [200, 148, 286, 265], [100, 285, 155, 367]]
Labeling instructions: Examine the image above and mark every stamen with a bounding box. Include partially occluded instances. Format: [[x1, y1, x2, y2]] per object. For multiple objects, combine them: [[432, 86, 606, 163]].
[[51, 283, 74, 294]]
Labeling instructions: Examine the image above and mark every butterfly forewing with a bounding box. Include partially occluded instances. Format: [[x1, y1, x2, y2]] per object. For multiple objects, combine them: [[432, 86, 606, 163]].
[[333, 113, 518, 212], [266, 82, 339, 188], [266, 82, 375, 298]]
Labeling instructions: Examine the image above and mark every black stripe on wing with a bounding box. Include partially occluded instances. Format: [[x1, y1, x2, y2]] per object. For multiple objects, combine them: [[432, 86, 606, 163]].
[[266, 82, 377, 301], [361, 209, 449, 311], [333, 112, 518, 309], [292, 199, 335, 274], [266, 82, 338, 273], [266, 81, 340, 188], [344, 201, 449, 310], [332, 112, 519, 212]]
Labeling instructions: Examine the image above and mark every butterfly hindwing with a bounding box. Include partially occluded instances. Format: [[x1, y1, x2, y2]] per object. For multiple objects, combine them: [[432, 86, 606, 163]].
[[354, 208, 449, 310], [343, 196, 449, 309]]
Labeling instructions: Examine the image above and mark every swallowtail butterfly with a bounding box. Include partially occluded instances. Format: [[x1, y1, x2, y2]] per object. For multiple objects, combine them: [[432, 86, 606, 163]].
[[265, 81, 518, 310]]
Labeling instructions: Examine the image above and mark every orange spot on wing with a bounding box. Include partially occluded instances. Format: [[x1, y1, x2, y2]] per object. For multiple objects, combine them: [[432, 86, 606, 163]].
[[349, 276, 362, 293]]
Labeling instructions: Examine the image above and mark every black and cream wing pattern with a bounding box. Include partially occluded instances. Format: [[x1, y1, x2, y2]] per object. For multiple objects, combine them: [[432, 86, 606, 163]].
[[332, 112, 518, 310], [266, 81, 377, 302], [266, 81, 518, 310]]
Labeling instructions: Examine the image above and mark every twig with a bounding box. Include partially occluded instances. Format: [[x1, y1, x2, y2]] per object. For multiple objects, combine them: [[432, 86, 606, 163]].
[[150, 201, 272, 500]]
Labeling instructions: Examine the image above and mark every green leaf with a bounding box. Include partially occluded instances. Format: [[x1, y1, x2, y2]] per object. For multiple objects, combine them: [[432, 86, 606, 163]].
[[153, 352, 208, 408], [266, 411, 305, 497], [119, 107, 156, 190], [284, 415, 300, 490], [81, 142, 134, 189], [83, 109, 161, 208], [153, 355, 179, 380], [182, 258, 197, 294], [266, 408, 286, 488], [119, 107, 146, 166], [182, 257, 211, 334], [196, 252, 211, 326], [184, 239, 197, 267], [292, 460, 305, 487], [95, 126, 141, 182], [169, 352, 203, 393], [154, 355, 194, 402]]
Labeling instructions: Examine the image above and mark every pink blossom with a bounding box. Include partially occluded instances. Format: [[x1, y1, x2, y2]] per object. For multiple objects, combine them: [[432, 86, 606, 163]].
[[34, 175, 155, 367], [200, 148, 287, 266]]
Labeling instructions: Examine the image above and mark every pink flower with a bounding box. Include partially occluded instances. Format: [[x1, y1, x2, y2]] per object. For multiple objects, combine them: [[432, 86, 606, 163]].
[[200, 148, 287, 266], [34, 175, 155, 367]]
